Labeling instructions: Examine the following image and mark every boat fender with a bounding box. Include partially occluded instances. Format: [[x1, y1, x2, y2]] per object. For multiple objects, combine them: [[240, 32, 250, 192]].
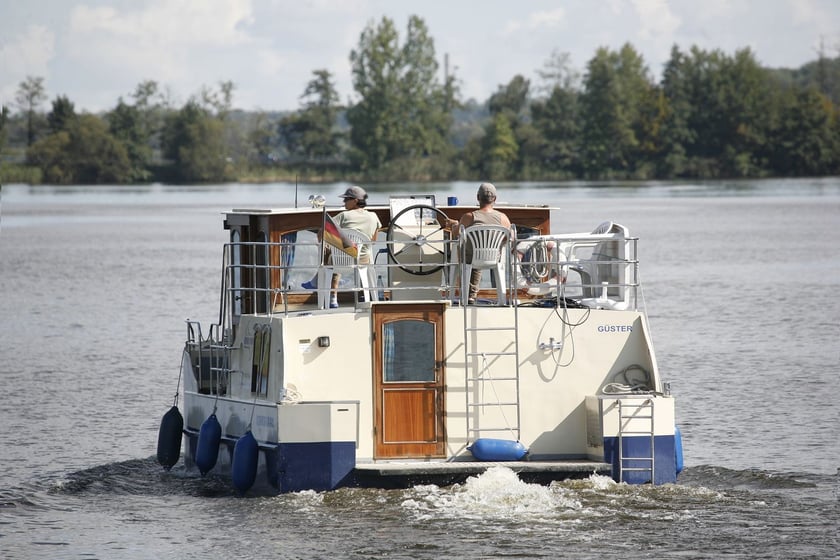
[[468, 438, 528, 462], [232, 431, 259, 494], [195, 413, 222, 476], [156, 405, 183, 470], [675, 425, 684, 475]]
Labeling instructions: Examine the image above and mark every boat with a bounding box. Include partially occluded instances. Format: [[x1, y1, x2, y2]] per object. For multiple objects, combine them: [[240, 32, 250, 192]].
[[156, 194, 683, 493]]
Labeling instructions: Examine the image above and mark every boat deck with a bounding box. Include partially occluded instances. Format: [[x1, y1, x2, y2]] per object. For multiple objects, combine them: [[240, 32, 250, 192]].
[[352, 459, 611, 488]]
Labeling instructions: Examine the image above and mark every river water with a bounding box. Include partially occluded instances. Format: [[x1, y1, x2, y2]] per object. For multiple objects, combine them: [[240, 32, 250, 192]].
[[1, 179, 838, 559]]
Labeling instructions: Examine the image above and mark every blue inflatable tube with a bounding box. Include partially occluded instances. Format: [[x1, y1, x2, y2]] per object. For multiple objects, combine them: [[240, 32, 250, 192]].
[[468, 438, 528, 461], [195, 413, 222, 476], [156, 406, 183, 470], [232, 431, 259, 494]]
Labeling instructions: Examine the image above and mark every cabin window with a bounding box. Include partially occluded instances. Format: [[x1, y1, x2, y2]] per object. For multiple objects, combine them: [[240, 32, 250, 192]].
[[280, 231, 298, 289], [382, 319, 435, 383], [251, 324, 270, 395], [282, 229, 323, 288]]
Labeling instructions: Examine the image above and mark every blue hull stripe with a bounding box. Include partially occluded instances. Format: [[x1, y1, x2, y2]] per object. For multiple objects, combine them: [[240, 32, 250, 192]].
[[603, 435, 677, 484]]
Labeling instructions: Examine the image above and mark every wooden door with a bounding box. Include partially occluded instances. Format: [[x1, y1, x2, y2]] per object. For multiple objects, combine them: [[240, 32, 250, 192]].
[[373, 304, 446, 458]]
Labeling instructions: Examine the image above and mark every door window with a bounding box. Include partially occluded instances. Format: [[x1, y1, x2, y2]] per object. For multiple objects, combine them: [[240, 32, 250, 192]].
[[382, 320, 435, 383]]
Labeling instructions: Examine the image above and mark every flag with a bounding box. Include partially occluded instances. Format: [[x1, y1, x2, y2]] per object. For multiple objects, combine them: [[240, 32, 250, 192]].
[[323, 210, 358, 258]]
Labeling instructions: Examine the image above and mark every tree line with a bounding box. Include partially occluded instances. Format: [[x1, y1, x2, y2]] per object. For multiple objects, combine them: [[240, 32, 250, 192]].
[[1, 14, 839, 185]]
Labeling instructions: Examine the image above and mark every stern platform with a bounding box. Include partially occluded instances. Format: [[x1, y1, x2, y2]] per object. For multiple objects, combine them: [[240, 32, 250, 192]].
[[353, 459, 611, 488]]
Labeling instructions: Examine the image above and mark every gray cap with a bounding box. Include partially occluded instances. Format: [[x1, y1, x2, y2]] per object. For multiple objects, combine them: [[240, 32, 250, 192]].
[[339, 185, 367, 200], [477, 182, 497, 201]]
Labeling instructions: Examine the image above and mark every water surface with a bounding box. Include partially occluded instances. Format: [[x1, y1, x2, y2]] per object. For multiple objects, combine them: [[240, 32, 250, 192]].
[[1, 179, 838, 559]]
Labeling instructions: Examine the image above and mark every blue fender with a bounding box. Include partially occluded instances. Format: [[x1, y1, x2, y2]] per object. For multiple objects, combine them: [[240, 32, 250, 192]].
[[156, 406, 183, 470], [195, 413, 222, 476], [232, 431, 259, 494], [468, 438, 528, 462], [674, 425, 684, 475]]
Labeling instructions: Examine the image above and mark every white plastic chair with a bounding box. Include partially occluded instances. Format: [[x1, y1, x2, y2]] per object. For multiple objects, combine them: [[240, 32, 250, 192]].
[[566, 221, 631, 305], [450, 224, 512, 305], [317, 228, 378, 308]]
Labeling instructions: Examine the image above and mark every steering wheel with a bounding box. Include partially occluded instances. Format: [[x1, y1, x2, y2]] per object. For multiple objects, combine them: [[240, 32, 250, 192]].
[[387, 204, 452, 275]]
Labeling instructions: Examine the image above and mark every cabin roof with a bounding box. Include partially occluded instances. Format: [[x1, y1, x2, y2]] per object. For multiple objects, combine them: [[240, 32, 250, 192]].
[[225, 203, 556, 217]]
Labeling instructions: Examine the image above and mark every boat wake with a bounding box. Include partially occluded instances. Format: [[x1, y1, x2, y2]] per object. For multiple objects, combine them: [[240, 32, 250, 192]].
[[1, 458, 830, 514], [48, 457, 237, 498], [677, 464, 822, 490]]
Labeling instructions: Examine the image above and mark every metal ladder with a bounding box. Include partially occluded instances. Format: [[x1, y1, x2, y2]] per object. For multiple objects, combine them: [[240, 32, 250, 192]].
[[462, 266, 521, 444], [617, 398, 655, 483]]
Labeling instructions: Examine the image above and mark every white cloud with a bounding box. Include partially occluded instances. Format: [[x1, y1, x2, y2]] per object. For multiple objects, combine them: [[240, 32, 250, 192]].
[[503, 8, 566, 36], [0, 25, 55, 103], [68, 0, 255, 46], [52, 0, 259, 106], [632, 0, 681, 40], [688, 0, 740, 22], [789, 0, 822, 24], [3, 0, 839, 112]]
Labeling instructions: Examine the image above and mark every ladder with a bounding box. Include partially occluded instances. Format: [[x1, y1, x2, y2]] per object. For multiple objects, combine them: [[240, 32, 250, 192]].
[[462, 263, 521, 444], [617, 398, 655, 483]]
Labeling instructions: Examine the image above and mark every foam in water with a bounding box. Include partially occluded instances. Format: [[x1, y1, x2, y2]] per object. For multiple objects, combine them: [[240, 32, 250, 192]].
[[402, 466, 582, 521]]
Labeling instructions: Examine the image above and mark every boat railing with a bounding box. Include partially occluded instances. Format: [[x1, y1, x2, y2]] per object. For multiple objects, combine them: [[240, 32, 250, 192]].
[[185, 319, 232, 397], [208, 231, 639, 321]]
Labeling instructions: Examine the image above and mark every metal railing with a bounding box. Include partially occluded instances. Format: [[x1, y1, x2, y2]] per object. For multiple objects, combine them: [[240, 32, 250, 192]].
[[190, 231, 640, 335]]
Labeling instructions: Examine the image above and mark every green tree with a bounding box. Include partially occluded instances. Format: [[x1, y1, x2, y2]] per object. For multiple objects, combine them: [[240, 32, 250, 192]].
[[278, 69, 342, 161], [162, 100, 230, 183], [347, 15, 454, 173], [0, 104, 9, 154], [770, 88, 838, 175], [717, 48, 774, 176], [488, 75, 530, 120], [108, 98, 153, 182], [47, 95, 77, 133], [579, 47, 627, 175], [27, 114, 132, 184], [131, 80, 168, 159], [15, 76, 47, 147], [347, 16, 402, 169], [481, 113, 519, 179], [248, 111, 278, 166], [486, 75, 551, 177], [531, 51, 582, 176], [531, 84, 582, 175], [399, 17, 456, 161], [662, 47, 773, 177], [579, 44, 657, 177], [200, 80, 235, 120], [659, 46, 696, 176]]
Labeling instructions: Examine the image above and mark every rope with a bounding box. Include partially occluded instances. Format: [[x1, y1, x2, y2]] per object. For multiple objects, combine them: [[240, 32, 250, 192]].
[[281, 385, 302, 403], [602, 364, 652, 393], [545, 286, 591, 367], [172, 352, 185, 407], [247, 396, 257, 431]]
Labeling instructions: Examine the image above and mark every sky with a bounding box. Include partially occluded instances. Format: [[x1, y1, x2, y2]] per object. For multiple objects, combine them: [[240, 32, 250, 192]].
[[1, 0, 838, 114]]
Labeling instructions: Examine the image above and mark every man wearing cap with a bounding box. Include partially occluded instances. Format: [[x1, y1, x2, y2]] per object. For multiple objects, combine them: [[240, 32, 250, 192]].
[[333, 186, 381, 255], [302, 186, 381, 307], [452, 182, 511, 304]]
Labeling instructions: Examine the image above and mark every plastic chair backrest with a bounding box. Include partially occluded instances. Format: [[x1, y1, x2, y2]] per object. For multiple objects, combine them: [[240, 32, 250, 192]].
[[590, 222, 629, 299], [463, 225, 511, 268], [335, 228, 371, 265]]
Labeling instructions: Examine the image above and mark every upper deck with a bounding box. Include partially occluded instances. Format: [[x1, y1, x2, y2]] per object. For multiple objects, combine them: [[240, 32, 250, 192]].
[[217, 199, 638, 321]]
